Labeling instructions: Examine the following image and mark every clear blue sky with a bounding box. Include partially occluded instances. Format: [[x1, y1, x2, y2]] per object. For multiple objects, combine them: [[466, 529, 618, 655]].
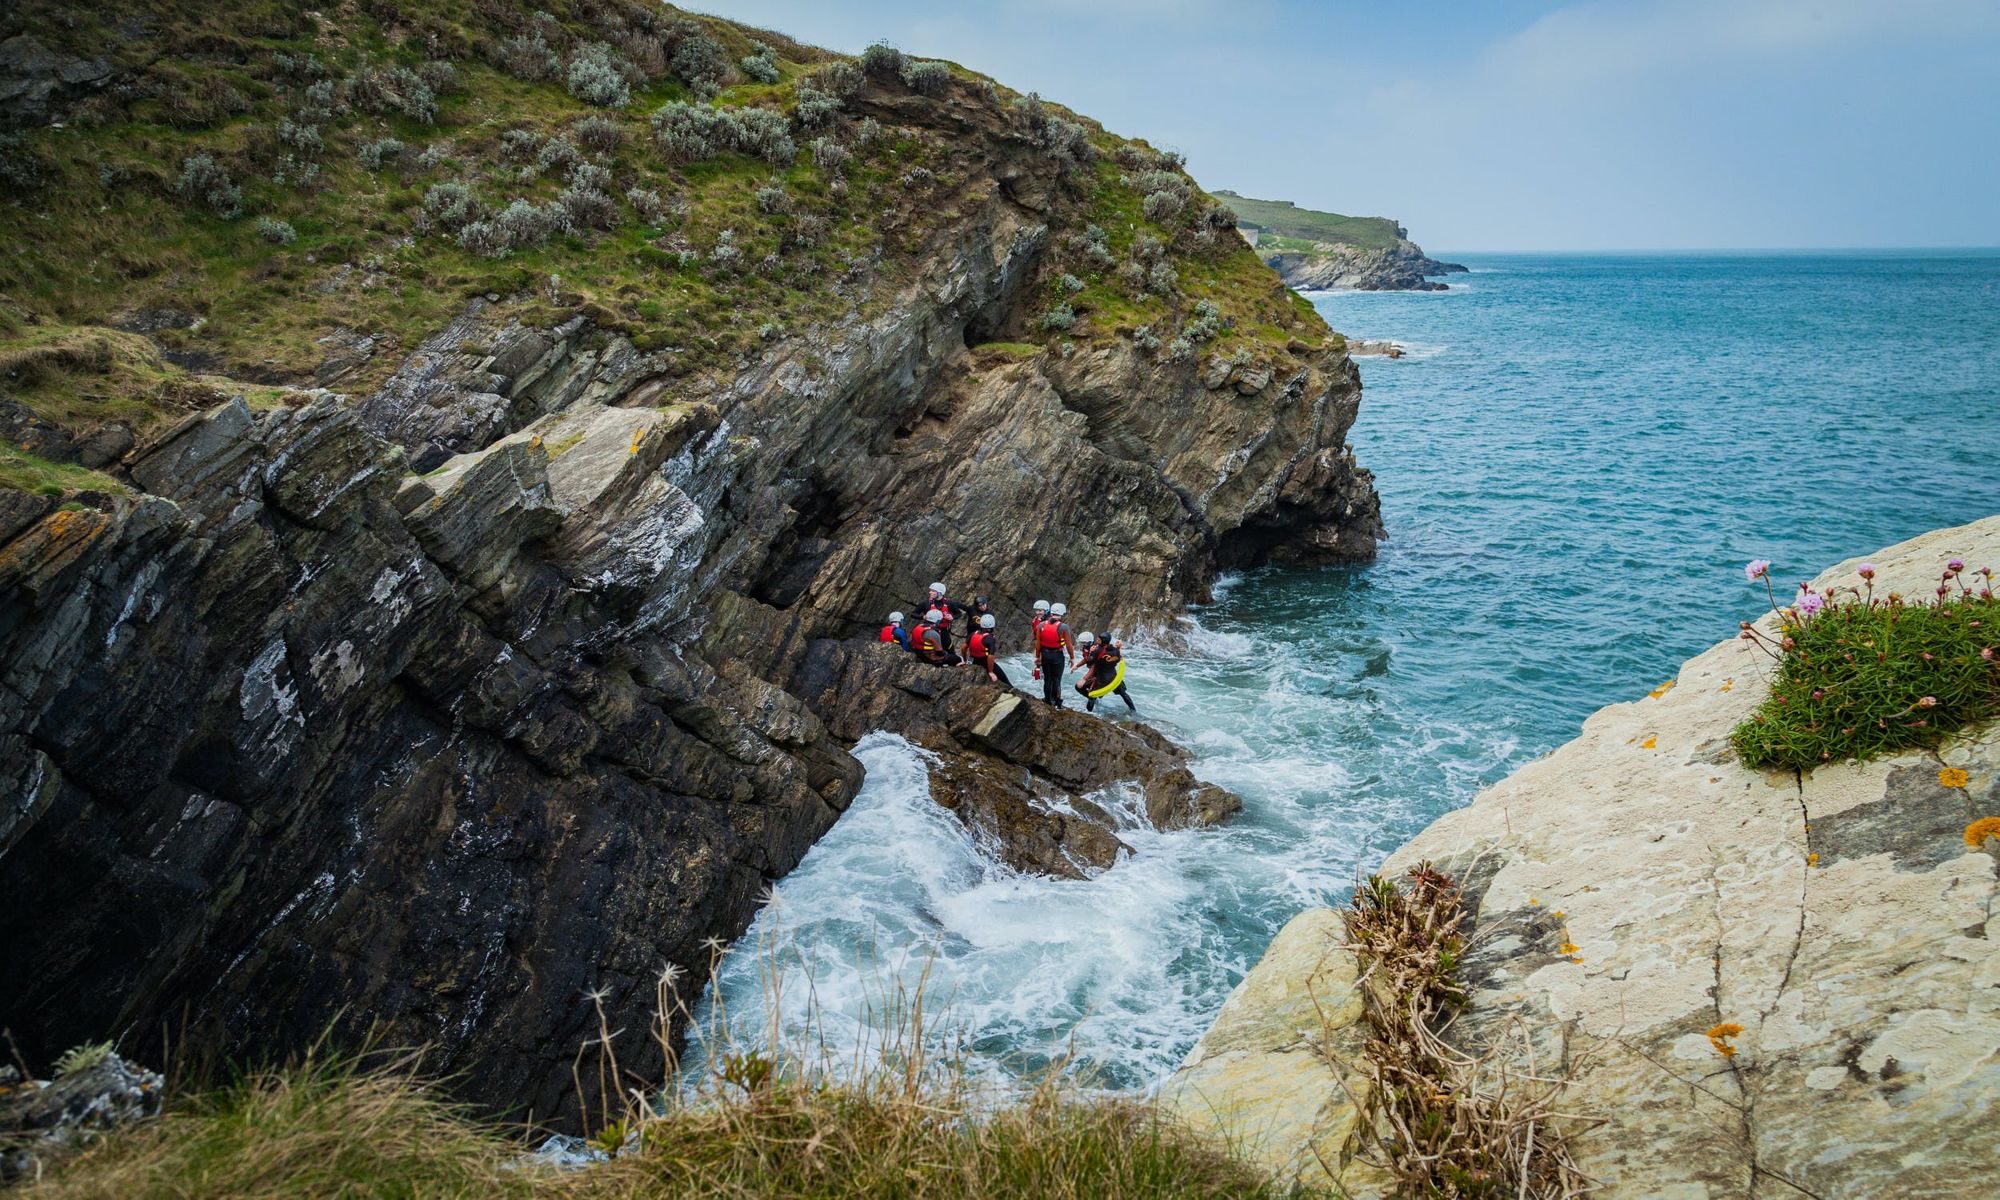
[[701, 0, 2000, 251]]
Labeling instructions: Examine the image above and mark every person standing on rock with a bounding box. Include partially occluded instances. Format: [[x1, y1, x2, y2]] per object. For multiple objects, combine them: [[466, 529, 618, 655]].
[[918, 582, 967, 651], [1035, 602, 1077, 706], [966, 613, 1010, 687], [912, 608, 962, 666], [879, 610, 910, 650], [1076, 631, 1135, 714]]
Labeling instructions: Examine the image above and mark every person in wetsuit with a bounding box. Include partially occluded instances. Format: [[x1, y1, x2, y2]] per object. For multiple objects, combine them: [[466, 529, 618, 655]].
[[879, 611, 909, 649], [966, 613, 1010, 686], [1034, 602, 1076, 706], [917, 582, 968, 652], [1077, 631, 1136, 714], [910, 608, 962, 666]]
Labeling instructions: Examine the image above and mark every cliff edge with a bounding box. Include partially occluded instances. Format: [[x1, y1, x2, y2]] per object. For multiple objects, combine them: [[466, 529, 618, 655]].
[[1164, 515, 2000, 1198], [1215, 191, 1466, 292]]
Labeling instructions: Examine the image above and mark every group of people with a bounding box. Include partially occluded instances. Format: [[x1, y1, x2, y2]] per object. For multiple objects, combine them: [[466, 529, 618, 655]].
[[878, 583, 1136, 714]]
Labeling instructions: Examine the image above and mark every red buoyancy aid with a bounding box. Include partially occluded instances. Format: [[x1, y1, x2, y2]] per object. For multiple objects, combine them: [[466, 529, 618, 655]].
[[968, 630, 991, 661], [879, 624, 898, 642], [914, 625, 942, 654], [1036, 620, 1067, 651]]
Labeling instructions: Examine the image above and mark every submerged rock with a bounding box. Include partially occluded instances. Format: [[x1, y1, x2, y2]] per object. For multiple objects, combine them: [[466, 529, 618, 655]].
[[1164, 514, 2000, 1197]]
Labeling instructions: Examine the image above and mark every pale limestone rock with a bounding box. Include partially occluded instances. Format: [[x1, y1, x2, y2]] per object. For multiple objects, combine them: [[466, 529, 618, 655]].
[[1166, 514, 2000, 1198]]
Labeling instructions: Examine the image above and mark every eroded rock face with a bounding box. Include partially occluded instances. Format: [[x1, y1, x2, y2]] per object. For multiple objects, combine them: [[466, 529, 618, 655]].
[[1166, 514, 2000, 1198], [1263, 241, 1467, 293], [0, 91, 1378, 1126]]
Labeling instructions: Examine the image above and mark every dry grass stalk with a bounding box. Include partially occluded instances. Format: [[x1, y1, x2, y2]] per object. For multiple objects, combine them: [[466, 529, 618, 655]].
[[1339, 863, 1600, 1198]]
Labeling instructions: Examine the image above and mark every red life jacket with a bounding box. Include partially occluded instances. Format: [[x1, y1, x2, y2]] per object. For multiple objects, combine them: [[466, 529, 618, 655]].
[[968, 631, 991, 661], [879, 624, 898, 642], [914, 626, 941, 654], [1037, 620, 1067, 651]]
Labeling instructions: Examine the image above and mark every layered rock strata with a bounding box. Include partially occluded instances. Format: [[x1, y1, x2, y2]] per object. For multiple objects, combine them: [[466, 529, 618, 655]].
[[0, 103, 1379, 1127], [1165, 515, 2000, 1198]]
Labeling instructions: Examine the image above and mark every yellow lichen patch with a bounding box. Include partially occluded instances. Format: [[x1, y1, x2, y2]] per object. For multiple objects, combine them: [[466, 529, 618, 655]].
[[1558, 942, 1580, 955], [1965, 816, 2000, 849], [1806, 852, 1819, 867], [1528, 897, 1539, 906], [1720, 679, 1734, 692], [1550, 911, 1565, 920], [1649, 679, 1676, 699], [1939, 767, 1970, 789], [1640, 736, 1657, 749], [1707, 1022, 1744, 1059]]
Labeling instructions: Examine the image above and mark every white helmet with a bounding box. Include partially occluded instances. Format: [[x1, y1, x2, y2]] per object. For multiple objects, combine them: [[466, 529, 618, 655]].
[[1050, 602, 1067, 617], [928, 581, 946, 595], [924, 608, 943, 623], [1077, 630, 1095, 645], [888, 611, 905, 624], [980, 613, 996, 629], [1032, 600, 1049, 614]]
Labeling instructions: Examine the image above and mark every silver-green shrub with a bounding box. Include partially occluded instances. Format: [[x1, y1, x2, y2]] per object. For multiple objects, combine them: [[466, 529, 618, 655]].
[[566, 43, 630, 107], [175, 154, 242, 218], [255, 216, 296, 244]]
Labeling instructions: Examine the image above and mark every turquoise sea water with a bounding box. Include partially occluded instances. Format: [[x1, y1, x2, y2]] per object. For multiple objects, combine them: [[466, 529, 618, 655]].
[[687, 251, 2000, 1089]]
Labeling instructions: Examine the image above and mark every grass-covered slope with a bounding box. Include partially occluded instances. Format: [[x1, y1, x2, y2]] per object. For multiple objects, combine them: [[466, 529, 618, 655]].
[[0, 0, 1334, 499], [1211, 190, 1405, 252]]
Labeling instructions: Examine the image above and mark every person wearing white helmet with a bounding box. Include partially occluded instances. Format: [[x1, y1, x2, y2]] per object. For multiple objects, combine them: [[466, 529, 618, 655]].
[[914, 581, 967, 652], [878, 610, 910, 650], [910, 606, 962, 666], [1076, 629, 1135, 714], [1033, 601, 1076, 706], [965, 612, 1010, 686]]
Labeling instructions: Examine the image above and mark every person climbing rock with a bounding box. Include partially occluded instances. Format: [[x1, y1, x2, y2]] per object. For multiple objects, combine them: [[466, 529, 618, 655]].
[[917, 582, 967, 651], [879, 611, 910, 649], [1076, 631, 1135, 714], [966, 613, 1010, 686], [911, 607, 962, 666], [971, 595, 995, 625], [1035, 602, 1076, 706]]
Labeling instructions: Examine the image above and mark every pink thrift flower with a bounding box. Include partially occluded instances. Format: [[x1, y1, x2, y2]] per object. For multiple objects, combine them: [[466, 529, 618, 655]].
[[1857, 563, 1876, 580], [1795, 587, 1825, 618], [1917, 696, 1939, 708], [1948, 558, 1965, 573], [1745, 559, 1771, 582]]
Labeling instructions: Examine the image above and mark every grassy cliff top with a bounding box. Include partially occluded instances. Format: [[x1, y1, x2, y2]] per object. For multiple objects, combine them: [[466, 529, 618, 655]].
[[0, 0, 1333, 496], [1213, 191, 1404, 251]]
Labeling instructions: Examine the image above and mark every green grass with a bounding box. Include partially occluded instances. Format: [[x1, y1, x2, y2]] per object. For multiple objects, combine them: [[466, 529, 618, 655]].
[[1213, 191, 1405, 251], [0, 443, 125, 496], [1731, 591, 2000, 770]]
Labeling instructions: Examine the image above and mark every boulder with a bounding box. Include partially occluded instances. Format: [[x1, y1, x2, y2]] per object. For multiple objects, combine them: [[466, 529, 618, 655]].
[[1165, 514, 2000, 1197]]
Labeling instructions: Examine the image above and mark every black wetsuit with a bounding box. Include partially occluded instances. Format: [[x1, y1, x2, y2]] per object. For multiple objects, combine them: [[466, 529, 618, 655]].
[[1080, 643, 1135, 713], [1036, 620, 1072, 707]]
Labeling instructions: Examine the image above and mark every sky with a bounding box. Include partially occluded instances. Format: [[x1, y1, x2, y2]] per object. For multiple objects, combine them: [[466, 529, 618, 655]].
[[699, 0, 2000, 252]]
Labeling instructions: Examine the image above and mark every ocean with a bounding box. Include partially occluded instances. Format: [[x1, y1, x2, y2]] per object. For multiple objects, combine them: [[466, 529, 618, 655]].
[[684, 250, 2000, 1089]]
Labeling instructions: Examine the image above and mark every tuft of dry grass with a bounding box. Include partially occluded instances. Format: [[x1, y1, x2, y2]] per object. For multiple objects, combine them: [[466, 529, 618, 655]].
[[1337, 864, 1598, 1199], [19, 938, 1288, 1199]]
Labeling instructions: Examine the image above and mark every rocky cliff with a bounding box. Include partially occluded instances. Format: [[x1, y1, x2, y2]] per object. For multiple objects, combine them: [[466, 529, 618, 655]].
[[1217, 192, 1466, 291], [1164, 516, 2000, 1198], [0, 1, 1379, 1128]]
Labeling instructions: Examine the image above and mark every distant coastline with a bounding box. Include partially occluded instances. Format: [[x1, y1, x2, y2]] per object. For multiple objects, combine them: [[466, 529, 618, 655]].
[[1216, 191, 1466, 291]]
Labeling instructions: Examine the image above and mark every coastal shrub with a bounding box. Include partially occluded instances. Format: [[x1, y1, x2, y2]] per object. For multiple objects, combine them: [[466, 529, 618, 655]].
[[499, 128, 541, 160], [755, 182, 789, 214], [1132, 323, 1161, 353], [730, 107, 797, 164], [295, 78, 341, 124], [853, 117, 883, 147], [670, 31, 730, 97], [900, 59, 950, 96], [1039, 303, 1076, 332], [1142, 189, 1186, 224], [566, 162, 612, 193], [357, 137, 404, 170], [653, 101, 725, 160], [1182, 299, 1221, 341], [710, 228, 741, 271], [1069, 223, 1114, 268], [740, 41, 781, 84], [555, 182, 618, 231], [416, 60, 458, 96], [1147, 261, 1178, 296], [565, 43, 631, 108], [572, 114, 624, 153], [1730, 559, 1999, 770], [498, 30, 560, 82], [626, 186, 668, 225], [174, 154, 242, 218], [421, 181, 481, 232], [458, 198, 570, 257], [254, 216, 296, 245], [1040, 117, 1095, 171], [351, 63, 436, 124], [793, 85, 842, 131], [809, 136, 850, 174], [272, 154, 318, 188], [900, 166, 934, 188], [860, 42, 905, 78], [1059, 273, 1084, 294], [811, 60, 865, 98], [535, 135, 582, 175], [1167, 335, 1194, 361], [275, 117, 323, 156]]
